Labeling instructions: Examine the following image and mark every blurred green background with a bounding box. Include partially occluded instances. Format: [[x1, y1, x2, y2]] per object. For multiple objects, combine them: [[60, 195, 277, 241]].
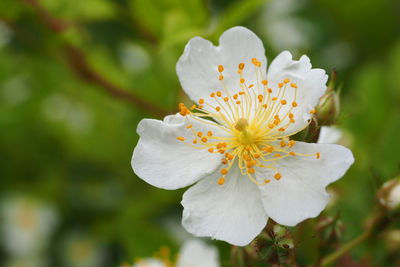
[[0, 0, 399, 266]]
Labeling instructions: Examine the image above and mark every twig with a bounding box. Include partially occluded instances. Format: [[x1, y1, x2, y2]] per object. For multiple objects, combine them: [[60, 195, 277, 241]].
[[64, 45, 168, 117], [319, 212, 392, 267], [19, 0, 169, 117]]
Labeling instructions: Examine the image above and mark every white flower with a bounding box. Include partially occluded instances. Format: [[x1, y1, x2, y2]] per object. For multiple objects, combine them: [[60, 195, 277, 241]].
[[133, 239, 219, 267], [317, 126, 343, 144], [60, 231, 106, 267], [378, 178, 400, 210], [132, 27, 354, 246], [0, 196, 58, 257]]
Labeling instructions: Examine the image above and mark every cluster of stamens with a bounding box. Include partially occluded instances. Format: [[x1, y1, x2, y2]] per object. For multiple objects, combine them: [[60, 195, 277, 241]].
[[177, 58, 320, 185]]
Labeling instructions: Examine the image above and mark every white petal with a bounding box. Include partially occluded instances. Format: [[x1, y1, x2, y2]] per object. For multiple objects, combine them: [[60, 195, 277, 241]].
[[317, 126, 343, 144], [256, 142, 354, 226], [181, 166, 268, 246], [176, 239, 219, 267], [132, 114, 224, 190], [133, 258, 166, 267], [266, 51, 328, 135], [176, 27, 267, 105]]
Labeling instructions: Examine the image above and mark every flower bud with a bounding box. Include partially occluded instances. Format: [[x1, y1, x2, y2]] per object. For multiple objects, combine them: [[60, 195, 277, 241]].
[[315, 87, 340, 125], [377, 178, 400, 210], [383, 230, 400, 252]]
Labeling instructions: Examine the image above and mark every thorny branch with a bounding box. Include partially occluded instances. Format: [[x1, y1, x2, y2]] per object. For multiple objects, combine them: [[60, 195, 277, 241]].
[[19, 0, 169, 118]]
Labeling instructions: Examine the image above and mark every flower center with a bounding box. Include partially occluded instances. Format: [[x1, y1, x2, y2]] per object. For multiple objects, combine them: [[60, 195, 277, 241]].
[[235, 118, 256, 145], [176, 58, 320, 186]]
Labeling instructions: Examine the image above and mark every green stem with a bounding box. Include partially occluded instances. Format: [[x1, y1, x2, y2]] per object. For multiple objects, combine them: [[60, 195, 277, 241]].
[[320, 212, 392, 267], [320, 230, 370, 267]]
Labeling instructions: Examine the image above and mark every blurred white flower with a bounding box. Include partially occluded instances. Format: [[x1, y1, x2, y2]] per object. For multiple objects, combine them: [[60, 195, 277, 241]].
[[119, 43, 151, 73], [1, 75, 30, 106], [132, 27, 354, 246], [61, 231, 106, 267], [0, 21, 12, 48], [262, 0, 314, 53], [0, 196, 58, 257], [379, 178, 400, 210], [133, 239, 219, 267], [42, 94, 93, 134], [4, 257, 48, 267]]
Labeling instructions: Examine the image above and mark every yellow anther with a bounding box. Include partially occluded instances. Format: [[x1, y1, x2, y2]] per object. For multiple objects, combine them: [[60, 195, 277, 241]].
[[218, 65, 224, 72], [268, 123, 274, 129], [264, 179, 271, 184], [290, 119, 295, 123], [245, 146, 251, 152], [274, 115, 280, 120], [216, 143, 223, 149], [278, 128, 285, 132], [251, 58, 261, 67], [246, 162, 254, 168], [218, 149, 225, 154], [272, 97, 277, 101], [190, 105, 197, 110], [257, 95, 263, 102], [238, 63, 245, 70], [178, 103, 190, 116], [223, 97, 229, 102], [218, 178, 225, 185], [208, 148, 214, 153], [210, 92, 216, 97], [239, 91, 245, 95], [240, 78, 245, 84], [289, 152, 296, 156], [236, 100, 241, 104], [197, 132, 203, 137], [289, 113, 294, 119], [216, 91, 222, 97], [267, 88, 272, 93], [222, 142, 227, 147], [176, 136, 185, 141], [254, 153, 260, 158], [263, 146, 274, 153], [263, 104, 268, 108], [274, 173, 282, 180], [199, 98, 204, 104], [273, 119, 280, 125], [221, 158, 228, 165], [226, 153, 234, 160], [219, 75, 224, 80], [216, 106, 221, 112], [262, 80, 268, 85], [192, 139, 197, 144], [280, 140, 286, 147], [291, 83, 298, 88], [288, 140, 295, 147], [249, 84, 254, 88], [310, 109, 316, 114], [201, 137, 208, 143], [233, 94, 238, 100], [278, 83, 284, 88], [283, 78, 290, 83], [316, 152, 321, 159], [292, 101, 298, 107], [198, 105, 203, 109], [186, 124, 192, 129], [220, 168, 228, 175], [280, 99, 287, 105], [248, 168, 255, 174], [207, 131, 212, 136]]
